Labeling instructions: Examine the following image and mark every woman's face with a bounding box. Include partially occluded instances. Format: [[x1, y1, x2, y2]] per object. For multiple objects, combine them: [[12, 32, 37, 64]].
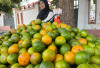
[[40, 1, 45, 10]]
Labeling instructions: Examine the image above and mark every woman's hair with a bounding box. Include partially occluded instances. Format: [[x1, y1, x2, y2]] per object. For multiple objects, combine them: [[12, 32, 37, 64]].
[[37, 0, 51, 20]]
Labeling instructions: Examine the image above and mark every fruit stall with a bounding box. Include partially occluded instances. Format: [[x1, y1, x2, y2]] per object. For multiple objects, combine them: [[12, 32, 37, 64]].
[[0, 19, 100, 68]]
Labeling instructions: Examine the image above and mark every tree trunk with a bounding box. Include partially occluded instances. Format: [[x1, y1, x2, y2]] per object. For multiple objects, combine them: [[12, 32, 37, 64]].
[[59, 0, 75, 28]]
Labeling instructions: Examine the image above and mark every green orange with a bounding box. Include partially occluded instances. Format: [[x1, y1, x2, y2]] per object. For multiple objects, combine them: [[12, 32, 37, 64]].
[[55, 36, 66, 46], [55, 60, 70, 68], [60, 44, 71, 55], [33, 25, 41, 31], [74, 51, 90, 65], [1, 46, 8, 54], [0, 53, 9, 64], [40, 61, 54, 68], [35, 19, 42, 25], [33, 33, 42, 40], [42, 49, 55, 62], [22, 39, 31, 48], [11, 63, 22, 68], [25, 64, 34, 68], [2, 41, 12, 47], [30, 52, 42, 65], [28, 47, 34, 55], [80, 29, 88, 38], [47, 31, 56, 39], [77, 63, 92, 68], [32, 41, 45, 52], [19, 48, 27, 54], [45, 25, 53, 31], [7, 54, 18, 65], [11, 34, 20, 43]]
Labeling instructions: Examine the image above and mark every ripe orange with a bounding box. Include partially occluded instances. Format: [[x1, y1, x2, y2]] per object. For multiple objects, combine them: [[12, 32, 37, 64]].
[[48, 45, 57, 54], [40, 30, 48, 35], [8, 45, 19, 54], [64, 51, 75, 65], [61, 24, 68, 28], [71, 45, 84, 54], [78, 38, 87, 45], [54, 54, 63, 63], [18, 53, 30, 66], [42, 35, 52, 45]]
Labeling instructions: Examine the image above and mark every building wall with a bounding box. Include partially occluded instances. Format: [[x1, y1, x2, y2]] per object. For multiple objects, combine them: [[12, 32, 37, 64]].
[[13, 4, 39, 28], [78, 0, 100, 30], [0, 13, 5, 26], [23, 5, 39, 25]]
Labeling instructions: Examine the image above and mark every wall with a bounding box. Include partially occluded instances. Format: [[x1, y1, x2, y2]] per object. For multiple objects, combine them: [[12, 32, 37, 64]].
[[23, 5, 39, 25], [78, 0, 100, 30], [0, 13, 5, 26], [13, 4, 39, 28], [3, 15, 15, 28]]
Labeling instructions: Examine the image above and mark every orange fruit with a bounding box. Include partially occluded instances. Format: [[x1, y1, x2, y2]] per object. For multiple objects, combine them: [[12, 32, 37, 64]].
[[35, 19, 42, 25], [22, 30, 26, 32], [61, 24, 68, 28], [8, 45, 19, 54], [32, 39, 40, 45], [42, 35, 52, 45], [30, 52, 42, 65], [18, 53, 30, 66], [53, 22, 58, 25], [54, 54, 63, 63], [40, 30, 48, 35], [33, 33, 42, 40], [64, 51, 75, 65], [31, 20, 36, 25], [42, 23, 47, 29], [18, 40, 22, 44], [17, 25, 21, 30], [55, 60, 70, 68], [55, 36, 66, 46], [22, 39, 31, 48], [48, 45, 57, 54], [56, 24, 60, 28], [7, 54, 18, 65], [20, 24, 25, 27], [45, 25, 53, 31], [78, 38, 87, 45], [42, 49, 55, 62], [71, 45, 84, 54], [19, 48, 27, 55], [12, 44, 19, 47], [33, 25, 41, 31]]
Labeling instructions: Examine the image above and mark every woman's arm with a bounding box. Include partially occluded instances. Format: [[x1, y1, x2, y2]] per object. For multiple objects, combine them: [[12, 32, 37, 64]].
[[42, 12, 54, 22]]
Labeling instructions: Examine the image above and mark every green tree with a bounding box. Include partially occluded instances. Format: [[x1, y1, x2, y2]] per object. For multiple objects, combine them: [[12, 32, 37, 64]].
[[0, 0, 25, 13], [51, 0, 59, 8]]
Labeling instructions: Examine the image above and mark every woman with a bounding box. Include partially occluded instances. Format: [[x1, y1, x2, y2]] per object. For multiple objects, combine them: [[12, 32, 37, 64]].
[[37, 0, 54, 22]]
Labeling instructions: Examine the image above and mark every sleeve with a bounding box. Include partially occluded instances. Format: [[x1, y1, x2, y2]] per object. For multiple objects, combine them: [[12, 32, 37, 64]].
[[42, 12, 54, 22]]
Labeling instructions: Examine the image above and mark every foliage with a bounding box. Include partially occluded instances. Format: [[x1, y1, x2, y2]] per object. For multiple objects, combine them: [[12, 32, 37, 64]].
[[51, 0, 59, 8], [0, 0, 25, 13]]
